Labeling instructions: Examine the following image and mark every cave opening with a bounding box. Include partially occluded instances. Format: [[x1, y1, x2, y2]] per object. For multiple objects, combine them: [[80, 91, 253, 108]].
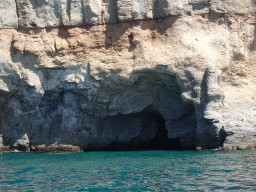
[[84, 110, 183, 152], [141, 112, 183, 151], [81, 71, 197, 152]]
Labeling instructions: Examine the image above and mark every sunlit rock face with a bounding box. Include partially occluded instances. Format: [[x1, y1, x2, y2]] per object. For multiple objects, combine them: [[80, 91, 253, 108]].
[[0, 0, 256, 152]]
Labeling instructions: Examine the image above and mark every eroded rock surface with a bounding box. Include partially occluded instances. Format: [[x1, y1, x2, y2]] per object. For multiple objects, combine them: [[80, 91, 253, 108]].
[[0, 1, 256, 152], [0, 0, 255, 28]]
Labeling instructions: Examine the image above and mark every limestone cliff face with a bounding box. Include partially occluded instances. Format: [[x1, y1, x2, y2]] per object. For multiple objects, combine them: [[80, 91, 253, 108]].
[[0, 0, 255, 152]]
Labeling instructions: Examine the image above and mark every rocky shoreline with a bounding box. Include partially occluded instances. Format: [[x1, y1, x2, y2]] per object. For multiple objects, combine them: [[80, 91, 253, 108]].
[[0, 0, 256, 152]]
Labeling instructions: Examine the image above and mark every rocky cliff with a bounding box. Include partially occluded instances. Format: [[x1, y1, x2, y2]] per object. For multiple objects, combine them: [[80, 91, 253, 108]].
[[0, 0, 255, 152]]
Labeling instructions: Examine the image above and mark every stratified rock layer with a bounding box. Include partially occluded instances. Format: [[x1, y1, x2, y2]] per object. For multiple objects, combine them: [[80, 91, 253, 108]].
[[0, 1, 256, 152], [0, 0, 256, 28]]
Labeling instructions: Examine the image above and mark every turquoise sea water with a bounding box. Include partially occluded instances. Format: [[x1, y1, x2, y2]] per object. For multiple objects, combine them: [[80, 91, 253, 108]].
[[0, 150, 256, 191]]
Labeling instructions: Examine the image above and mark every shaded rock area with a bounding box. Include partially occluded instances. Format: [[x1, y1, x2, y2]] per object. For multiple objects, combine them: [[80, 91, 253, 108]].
[[0, 65, 199, 152], [0, 1, 256, 152], [83, 110, 187, 151]]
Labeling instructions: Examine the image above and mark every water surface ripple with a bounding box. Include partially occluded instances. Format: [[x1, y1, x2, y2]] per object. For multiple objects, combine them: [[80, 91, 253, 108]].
[[0, 150, 255, 191]]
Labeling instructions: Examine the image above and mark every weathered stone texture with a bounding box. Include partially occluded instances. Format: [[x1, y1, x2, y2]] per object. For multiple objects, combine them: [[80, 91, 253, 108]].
[[210, 0, 256, 14], [0, 1, 256, 152], [16, 0, 70, 28], [2, 0, 256, 29], [0, 13, 255, 152], [0, 0, 18, 28]]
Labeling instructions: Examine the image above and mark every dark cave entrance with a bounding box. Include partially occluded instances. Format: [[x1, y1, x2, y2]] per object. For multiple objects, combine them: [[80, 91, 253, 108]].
[[82, 71, 197, 152], [141, 112, 183, 151], [84, 110, 183, 152]]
